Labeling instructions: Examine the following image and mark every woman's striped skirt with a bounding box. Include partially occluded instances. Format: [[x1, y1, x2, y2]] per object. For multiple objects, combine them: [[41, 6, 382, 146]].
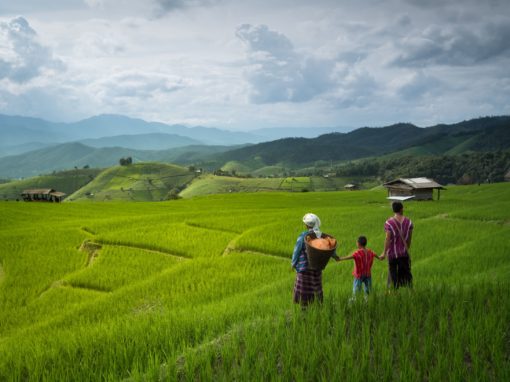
[[293, 269, 323, 306]]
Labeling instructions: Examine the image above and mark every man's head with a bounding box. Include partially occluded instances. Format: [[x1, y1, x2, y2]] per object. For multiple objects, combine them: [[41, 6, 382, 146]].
[[357, 235, 367, 248], [392, 201, 404, 214]]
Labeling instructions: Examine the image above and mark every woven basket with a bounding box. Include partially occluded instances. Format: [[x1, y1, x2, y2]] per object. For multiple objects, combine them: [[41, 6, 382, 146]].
[[304, 232, 337, 271]]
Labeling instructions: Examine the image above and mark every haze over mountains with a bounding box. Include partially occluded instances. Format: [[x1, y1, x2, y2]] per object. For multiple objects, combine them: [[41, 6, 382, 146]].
[[0, 114, 338, 156], [0, 114, 508, 179]]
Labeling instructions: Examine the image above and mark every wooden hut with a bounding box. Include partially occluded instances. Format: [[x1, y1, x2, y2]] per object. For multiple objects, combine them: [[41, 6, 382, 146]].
[[383, 178, 445, 201], [21, 189, 66, 202]]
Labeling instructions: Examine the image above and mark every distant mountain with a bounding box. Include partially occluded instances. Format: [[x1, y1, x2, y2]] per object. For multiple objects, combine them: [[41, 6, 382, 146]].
[[213, 116, 510, 167], [78, 133, 202, 150], [0, 142, 56, 158], [0, 115, 68, 147], [0, 114, 262, 153], [0, 143, 108, 178]]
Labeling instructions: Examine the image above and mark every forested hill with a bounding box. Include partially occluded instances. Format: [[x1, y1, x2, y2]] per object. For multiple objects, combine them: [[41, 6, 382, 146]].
[[214, 116, 510, 166]]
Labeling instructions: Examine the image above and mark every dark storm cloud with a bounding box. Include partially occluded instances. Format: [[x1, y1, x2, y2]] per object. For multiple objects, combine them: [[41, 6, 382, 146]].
[[236, 24, 335, 104], [393, 20, 510, 67], [0, 17, 65, 83]]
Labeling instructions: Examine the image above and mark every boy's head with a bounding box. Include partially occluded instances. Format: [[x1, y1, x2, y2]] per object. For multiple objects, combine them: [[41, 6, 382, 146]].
[[357, 236, 367, 248], [392, 201, 404, 214]]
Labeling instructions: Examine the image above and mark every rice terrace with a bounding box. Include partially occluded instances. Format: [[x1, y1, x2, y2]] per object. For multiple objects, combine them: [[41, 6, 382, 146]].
[[1, 183, 509, 380], [1, 0, 510, 380]]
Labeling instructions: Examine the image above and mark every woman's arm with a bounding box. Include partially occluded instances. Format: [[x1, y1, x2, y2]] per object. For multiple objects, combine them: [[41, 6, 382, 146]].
[[338, 255, 354, 261]]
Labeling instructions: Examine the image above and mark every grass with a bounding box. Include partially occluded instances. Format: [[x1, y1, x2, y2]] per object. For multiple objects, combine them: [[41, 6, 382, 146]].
[[0, 183, 509, 380], [179, 174, 372, 198]]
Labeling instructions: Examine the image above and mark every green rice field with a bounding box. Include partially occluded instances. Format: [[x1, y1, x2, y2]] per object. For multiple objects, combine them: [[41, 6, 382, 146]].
[[0, 183, 509, 380]]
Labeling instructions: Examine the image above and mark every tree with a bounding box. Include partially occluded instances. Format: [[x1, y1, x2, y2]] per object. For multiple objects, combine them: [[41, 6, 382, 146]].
[[119, 157, 133, 166]]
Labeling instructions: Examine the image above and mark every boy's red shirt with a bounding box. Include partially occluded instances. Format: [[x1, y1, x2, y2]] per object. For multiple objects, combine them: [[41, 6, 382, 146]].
[[352, 248, 376, 278]]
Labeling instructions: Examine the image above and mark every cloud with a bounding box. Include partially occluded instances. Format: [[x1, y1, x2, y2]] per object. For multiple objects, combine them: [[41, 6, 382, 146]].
[[330, 66, 379, 108], [395, 71, 442, 100], [393, 20, 510, 67], [0, 17, 65, 83], [153, 0, 222, 15], [84, 0, 104, 7], [236, 24, 335, 104], [91, 71, 186, 100]]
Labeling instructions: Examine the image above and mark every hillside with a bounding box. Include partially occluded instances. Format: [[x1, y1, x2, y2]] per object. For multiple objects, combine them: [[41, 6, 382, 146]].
[[0, 143, 237, 179], [179, 174, 374, 198], [212, 116, 510, 169], [78, 133, 202, 150], [0, 143, 135, 178], [67, 162, 196, 201], [0, 168, 102, 200], [0, 184, 508, 380]]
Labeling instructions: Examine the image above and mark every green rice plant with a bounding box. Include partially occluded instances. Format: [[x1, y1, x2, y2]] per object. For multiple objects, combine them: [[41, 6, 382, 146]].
[[63, 244, 183, 292], [0, 183, 508, 380]]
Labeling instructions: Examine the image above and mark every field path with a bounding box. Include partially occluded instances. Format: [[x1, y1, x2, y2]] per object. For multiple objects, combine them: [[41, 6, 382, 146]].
[[185, 222, 240, 234], [96, 240, 191, 260], [230, 248, 288, 260], [79, 240, 102, 267]]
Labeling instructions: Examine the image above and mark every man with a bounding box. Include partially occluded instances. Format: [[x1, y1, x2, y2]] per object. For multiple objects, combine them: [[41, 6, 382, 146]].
[[384, 201, 413, 288]]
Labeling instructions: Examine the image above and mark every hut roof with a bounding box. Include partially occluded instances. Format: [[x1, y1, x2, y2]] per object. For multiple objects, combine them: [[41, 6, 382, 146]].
[[344, 184, 357, 188], [383, 177, 445, 190], [21, 188, 55, 195], [49, 191, 66, 197]]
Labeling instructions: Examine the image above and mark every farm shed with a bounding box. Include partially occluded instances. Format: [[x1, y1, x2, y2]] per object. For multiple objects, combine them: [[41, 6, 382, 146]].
[[21, 189, 66, 202], [383, 178, 445, 201]]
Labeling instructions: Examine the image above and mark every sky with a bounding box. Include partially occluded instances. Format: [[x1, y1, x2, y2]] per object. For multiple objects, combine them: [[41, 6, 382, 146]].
[[0, 0, 509, 131]]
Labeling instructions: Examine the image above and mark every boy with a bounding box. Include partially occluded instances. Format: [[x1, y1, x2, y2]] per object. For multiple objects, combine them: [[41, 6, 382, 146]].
[[338, 236, 384, 295]]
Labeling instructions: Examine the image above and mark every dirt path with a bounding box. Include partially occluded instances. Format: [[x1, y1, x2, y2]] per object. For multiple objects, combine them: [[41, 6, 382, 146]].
[[79, 240, 102, 267], [95, 240, 190, 260]]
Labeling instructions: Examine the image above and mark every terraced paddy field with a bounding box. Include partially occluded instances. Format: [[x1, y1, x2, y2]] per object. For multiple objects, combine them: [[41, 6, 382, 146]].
[[0, 184, 509, 381]]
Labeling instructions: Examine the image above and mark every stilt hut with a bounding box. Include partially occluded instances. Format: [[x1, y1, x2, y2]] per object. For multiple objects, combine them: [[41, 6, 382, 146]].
[[383, 178, 445, 201], [21, 189, 66, 202]]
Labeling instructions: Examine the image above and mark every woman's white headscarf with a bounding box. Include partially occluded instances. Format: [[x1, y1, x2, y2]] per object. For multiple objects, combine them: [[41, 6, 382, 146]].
[[302, 213, 322, 238]]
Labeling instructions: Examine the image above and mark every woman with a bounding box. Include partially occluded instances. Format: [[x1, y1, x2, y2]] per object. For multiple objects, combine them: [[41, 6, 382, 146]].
[[291, 213, 338, 306]]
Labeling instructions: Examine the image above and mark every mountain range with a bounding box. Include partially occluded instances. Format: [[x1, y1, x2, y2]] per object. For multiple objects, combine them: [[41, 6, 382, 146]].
[[0, 114, 341, 157], [0, 115, 508, 179], [215, 116, 510, 167]]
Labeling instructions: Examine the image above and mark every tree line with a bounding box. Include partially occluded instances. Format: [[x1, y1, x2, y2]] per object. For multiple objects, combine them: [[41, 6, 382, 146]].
[[335, 151, 510, 185]]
